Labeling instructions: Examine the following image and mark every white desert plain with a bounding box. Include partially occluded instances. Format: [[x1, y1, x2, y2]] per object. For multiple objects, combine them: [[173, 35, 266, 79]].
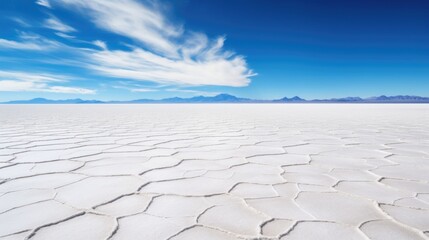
[[0, 104, 428, 240]]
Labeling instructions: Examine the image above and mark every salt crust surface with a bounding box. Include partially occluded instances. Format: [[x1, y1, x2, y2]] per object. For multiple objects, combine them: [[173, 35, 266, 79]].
[[0, 104, 428, 239]]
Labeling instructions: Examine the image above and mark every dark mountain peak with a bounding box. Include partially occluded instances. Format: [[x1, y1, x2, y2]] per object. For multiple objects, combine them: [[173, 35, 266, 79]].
[[32, 97, 48, 101], [212, 93, 240, 101], [276, 96, 306, 102], [290, 96, 304, 101], [215, 93, 237, 98], [372, 95, 389, 100]]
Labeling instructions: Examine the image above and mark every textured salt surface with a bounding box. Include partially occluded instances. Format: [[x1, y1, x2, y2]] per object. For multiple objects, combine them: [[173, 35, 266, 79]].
[[0, 104, 428, 240]]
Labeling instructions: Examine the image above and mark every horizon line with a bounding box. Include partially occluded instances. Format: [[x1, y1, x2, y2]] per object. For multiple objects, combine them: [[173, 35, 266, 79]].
[[2, 93, 429, 104]]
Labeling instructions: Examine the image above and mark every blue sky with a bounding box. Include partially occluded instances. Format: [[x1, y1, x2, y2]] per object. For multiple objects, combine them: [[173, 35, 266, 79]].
[[0, 0, 428, 101]]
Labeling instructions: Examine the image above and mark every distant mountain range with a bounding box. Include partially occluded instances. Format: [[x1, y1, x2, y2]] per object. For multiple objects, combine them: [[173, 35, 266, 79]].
[[4, 98, 105, 104], [3, 94, 429, 104]]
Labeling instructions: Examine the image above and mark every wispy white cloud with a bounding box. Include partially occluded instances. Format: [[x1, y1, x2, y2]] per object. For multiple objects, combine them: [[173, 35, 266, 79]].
[[43, 16, 76, 33], [55, 0, 255, 87], [0, 71, 64, 82], [87, 41, 253, 87], [0, 32, 62, 51], [6, 0, 254, 91], [0, 39, 47, 50], [36, 0, 51, 8], [93, 40, 107, 50], [55, 32, 76, 39], [57, 0, 182, 56], [0, 80, 94, 94], [10, 17, 31, 27], [0, 71, 95, 94], [47, 86, 95, 94], [112, 81, 158, 93]]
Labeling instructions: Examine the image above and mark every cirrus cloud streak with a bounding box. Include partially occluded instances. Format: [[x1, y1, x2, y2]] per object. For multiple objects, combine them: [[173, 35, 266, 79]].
[[0, 0, 255, 95], [55, 0, 255, 87], [0, 71, 95, 94]]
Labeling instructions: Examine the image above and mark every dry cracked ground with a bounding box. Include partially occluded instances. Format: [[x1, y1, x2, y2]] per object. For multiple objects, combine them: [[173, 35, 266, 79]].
[[0, 104, 428, 240]]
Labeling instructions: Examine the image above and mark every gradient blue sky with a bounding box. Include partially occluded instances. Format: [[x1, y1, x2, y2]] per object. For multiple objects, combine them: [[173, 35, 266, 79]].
[[0, 0, 428, 101]]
